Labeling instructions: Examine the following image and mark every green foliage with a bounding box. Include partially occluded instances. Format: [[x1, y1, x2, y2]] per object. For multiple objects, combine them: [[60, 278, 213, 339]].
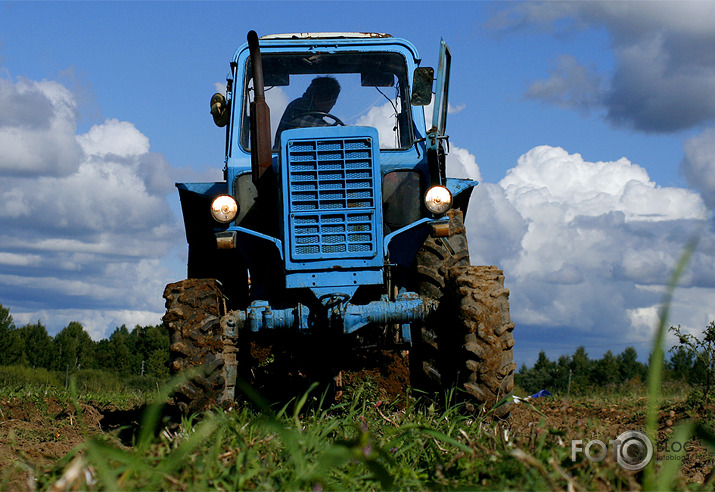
[[37, 374, 711, 491], [617, 346, 643, 380], [0, 305, 13, 331], [0, 324, 25, 366], [684, 388, 715, 411], [0, 303, 170, 380], [669, 321, 715, 400], [0, 307, 25, 366], [0, 365, 62, 389], [592, 349, 619, 386], [18, 322, 52, 368], [516, 345, 648, 395], [51, 321, 96, 372]]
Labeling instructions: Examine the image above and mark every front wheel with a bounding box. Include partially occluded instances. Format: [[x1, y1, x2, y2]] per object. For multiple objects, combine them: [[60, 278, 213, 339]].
[[442, 266, 516, 416], [163, 279, 237, 414]]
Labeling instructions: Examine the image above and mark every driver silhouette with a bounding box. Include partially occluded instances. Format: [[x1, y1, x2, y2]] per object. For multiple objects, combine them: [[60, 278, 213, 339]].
[[275, 76, 341, 145]]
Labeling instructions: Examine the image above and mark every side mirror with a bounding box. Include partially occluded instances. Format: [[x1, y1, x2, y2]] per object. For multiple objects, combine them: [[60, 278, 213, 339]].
[[210, 93, 230, 127], [411, 67, 434, 106]]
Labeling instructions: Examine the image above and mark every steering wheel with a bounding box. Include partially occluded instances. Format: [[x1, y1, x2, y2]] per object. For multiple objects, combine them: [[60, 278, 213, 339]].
[[298, 111, 346, 126]]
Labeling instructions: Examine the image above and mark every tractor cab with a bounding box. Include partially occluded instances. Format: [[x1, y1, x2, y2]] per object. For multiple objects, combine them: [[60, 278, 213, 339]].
[[178, 32, 474, 310]]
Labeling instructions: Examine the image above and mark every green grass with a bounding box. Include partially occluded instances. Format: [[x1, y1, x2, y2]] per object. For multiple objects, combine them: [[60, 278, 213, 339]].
[[2, 369, 713, 490], [41, 383, 554, 490], [0, 368, 156, 413]]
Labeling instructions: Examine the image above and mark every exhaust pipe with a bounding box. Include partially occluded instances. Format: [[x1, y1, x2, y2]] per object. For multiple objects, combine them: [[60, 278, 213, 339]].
[[247, 30, 272, 185]]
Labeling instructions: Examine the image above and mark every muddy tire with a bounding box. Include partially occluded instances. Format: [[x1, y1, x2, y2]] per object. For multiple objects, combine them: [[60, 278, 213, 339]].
[[443, 266, 516, 417], [163, 279, 237, 414], [414, 209, 470, 300], [410, 209, 515, 416], [410, 209, 470, 392]]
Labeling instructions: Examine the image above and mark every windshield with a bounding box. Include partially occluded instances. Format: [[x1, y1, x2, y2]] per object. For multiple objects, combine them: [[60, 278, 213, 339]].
[[241, 51, 413, 151]]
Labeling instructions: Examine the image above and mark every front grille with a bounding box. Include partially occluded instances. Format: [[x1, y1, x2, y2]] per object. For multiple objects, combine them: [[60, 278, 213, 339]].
[[286, 136, 378, 261]]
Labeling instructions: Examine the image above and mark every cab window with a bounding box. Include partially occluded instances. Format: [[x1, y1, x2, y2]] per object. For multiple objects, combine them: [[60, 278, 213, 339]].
[[241, 51, 413, 151]]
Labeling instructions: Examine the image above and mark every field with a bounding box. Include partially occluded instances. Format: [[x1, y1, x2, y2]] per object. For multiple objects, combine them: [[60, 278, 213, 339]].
[[1, 360, 713, 491]]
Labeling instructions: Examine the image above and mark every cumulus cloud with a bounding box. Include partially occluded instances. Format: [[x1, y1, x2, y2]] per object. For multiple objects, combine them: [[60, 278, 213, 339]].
[[682, 127, 715, 209], [0, 77, 84, 176], [355, 100, 404, 149], [77, 118, 149, 157], [464, 183, 527, 266], [446, 146, 483, 182], [465, 145, 713, 348], [500, 146, 707, 223], [0, 79, 185, 339], [491, 2, 715, 132]]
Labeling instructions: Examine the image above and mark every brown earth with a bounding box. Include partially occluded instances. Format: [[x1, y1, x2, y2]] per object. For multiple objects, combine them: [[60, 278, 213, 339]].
[[509, 397, 715, 486], [0, 395, 105, 489], [347, 355, 714, 487], [1, 358, 713, 489]]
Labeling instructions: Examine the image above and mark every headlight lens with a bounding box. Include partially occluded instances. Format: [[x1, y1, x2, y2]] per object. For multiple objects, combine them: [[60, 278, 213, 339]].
[[424, 186, 452, 214], [210, 195, 238, 223]]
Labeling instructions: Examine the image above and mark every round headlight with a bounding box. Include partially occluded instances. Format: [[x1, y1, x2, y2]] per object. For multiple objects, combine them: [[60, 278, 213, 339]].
[[210, 195, 238, 223], [424, 186, 452, 214]]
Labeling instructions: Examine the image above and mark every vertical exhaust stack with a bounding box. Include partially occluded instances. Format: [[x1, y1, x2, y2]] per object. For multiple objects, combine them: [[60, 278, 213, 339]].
[[247, 30, 272, 185]]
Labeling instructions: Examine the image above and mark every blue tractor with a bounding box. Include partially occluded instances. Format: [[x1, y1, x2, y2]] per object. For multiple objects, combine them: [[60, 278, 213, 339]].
[[163, 31, 515, 415]]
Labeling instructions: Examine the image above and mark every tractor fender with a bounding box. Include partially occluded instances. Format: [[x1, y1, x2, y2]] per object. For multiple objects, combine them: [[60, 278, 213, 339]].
[[445, 177, 478, 217]]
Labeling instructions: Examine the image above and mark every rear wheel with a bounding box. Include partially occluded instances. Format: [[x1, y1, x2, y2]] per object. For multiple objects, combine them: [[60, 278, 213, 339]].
[[163, 279, 237, 414]]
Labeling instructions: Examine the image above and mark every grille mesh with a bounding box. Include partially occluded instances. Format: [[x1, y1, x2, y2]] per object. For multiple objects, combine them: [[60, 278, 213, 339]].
[[287, 136, 377, 260]]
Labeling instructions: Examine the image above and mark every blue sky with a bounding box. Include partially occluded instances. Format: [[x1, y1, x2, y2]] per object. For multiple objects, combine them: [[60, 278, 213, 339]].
[[1, 1, 714, 366]]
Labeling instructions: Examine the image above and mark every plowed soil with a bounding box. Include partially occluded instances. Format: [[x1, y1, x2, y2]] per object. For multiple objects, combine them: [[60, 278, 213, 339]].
[[0, 395, 105, 488], [1, 363, 713, 489]]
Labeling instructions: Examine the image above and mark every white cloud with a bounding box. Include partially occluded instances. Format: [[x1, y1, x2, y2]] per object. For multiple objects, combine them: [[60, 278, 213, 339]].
[[500, 146, 707, 222], [464, 182, 527, 266], [448, 103, 466, 115], [0, 77, 84, 176], [464, 145, 714, 346], [0, 79, 186, 339], [0, 252, 42, 267], [446, 145, 482, 182], [266, 87, 289, 144], [355, 101, 402, 149], [77, 118, 150, 157]]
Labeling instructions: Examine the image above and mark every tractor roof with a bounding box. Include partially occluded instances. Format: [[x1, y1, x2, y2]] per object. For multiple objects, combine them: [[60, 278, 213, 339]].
[[260, 32, 392, 40], [232, 32, 421, 65]]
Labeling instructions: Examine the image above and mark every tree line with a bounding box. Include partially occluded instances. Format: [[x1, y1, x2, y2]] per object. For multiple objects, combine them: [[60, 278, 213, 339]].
[[3, 300, 712, 396], [0, 304, 169, 379], [517, 340, 714, 396]]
